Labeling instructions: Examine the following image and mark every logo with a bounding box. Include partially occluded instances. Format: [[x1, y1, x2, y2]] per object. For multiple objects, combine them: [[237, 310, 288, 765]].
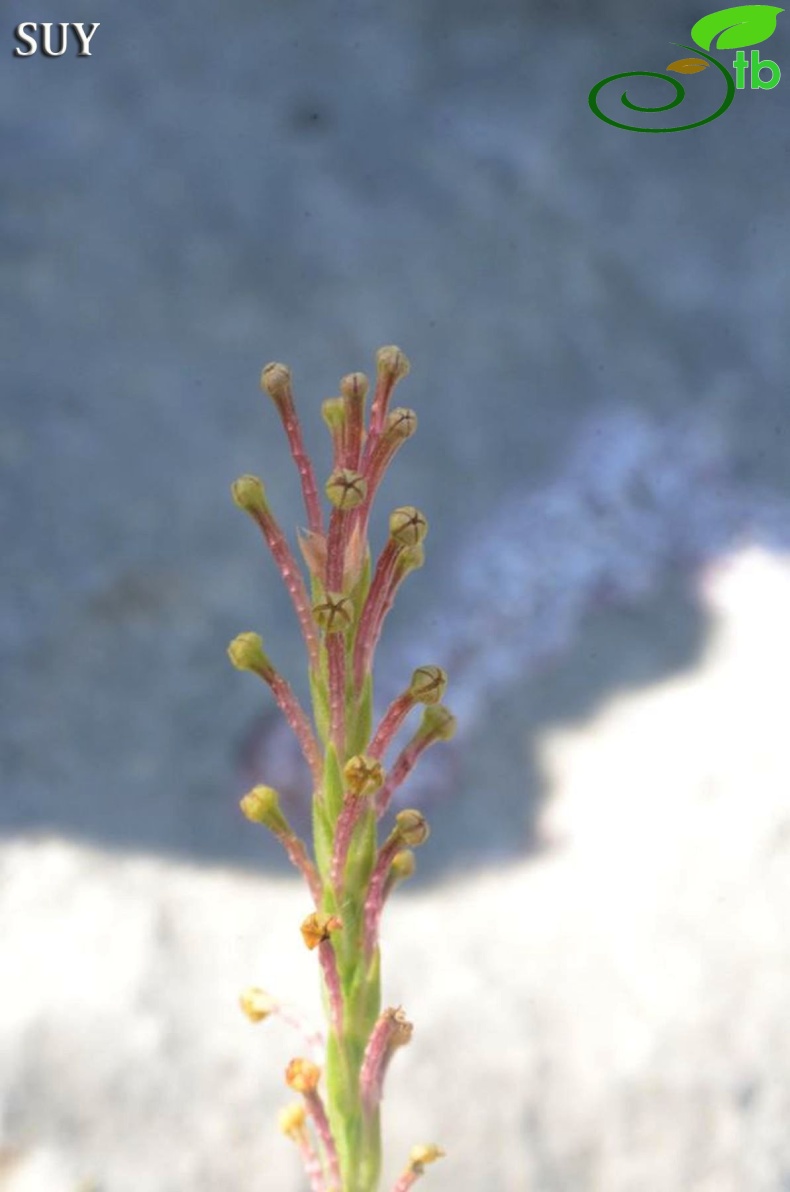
[[589, 5, 782, 132]]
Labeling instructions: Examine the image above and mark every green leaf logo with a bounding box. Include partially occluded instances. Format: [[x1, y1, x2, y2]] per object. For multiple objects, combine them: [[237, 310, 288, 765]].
[[691, 4, 783, 50]]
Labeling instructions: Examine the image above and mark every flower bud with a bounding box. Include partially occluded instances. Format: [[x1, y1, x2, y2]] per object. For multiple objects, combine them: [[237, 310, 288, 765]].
[[409, 665, 447, 705], [389, 506, 428, 548], [419, 703, 457, 742], [384, 407, 417, 440], [395, 809, 430, 847], [394, 543, 425, 578], [390, 850, 416, 882], [239, 785, 291, 835], [321, 396, 346, 433], [285, 1057, 321, 1095], [231, 474, 269, 516], [260, 362, 293, 408], [278, 1101, 308, 1140], [325, 469, 367, 510], [343, 754, 385, 797], [227, 632, 272, 675], [312, 593, 354, 634], [300, 911, 343, 951], [340, 372, 369, 402], [239, 985, 277, 1023], [408, 1144, 446, 1173], [376, 345, 411, 384]]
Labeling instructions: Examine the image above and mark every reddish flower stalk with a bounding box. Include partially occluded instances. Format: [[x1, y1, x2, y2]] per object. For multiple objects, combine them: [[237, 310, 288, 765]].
[[369, 691, 415, 760], [364, 346, 411, 450], [359, 545, 424, 688], [286, 1061, 342, 1192], [268, 671, 323, 783], [304, 1089, 342, 1191], [355, 407, 417, 544], [261, 363, 325, 537], [317, 939, 344, 1036], [353, 538, 402, 686], [376, 707, 457, 818], [363, 811, 430, 959], [340, 371, 369, 472], [227, 632, 322, 783], [390, 1146, 445, 1192], [359, 1006, 413, 1116], [232, 477, 320, 675], [329, 795, 366, 891], [283, 836, 323, 906], [298, 1131, 327, 1192]]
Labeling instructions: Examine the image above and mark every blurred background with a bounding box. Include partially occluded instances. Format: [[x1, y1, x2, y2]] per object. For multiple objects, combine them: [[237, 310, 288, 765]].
[[2, 0, 790, 1188]]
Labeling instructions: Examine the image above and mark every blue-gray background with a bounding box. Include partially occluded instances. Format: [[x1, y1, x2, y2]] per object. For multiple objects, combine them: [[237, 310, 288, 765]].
[[2, 1, 789, 1189]]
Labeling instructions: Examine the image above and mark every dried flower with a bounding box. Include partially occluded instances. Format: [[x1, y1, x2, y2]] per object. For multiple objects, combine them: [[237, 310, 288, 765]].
[[300, 911, 343, 951], [238, 986, 277, 1023], [285, 1057, 322, 1095]]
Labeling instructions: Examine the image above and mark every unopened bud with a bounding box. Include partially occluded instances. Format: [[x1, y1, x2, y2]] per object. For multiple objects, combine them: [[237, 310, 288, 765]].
[[395, 809, 430, 847], [409, 665, 447, 705], [312, 593, 354, 634], [278, 1101, 308, 1140], [325, 469, 367, 510], [419, 704, 457, 742], [227, 632, 272, 675], [376, 345, 411, 384], [389, 506, 428, 548], [340, 372, 369, 402], [408, 1144, 446, 1173], [260, 362, 293, 407], [384, 407, 417, 441], [300, 911, 343, 951], [285, 1057, 321, 1095], [394, 543, 425, 578], [390, 850, 416, 882], [239, 785, 291, 835], [231, 474, 269, 516], [343, 754, 385, 797], [321, 396, 346, 433], [239, 986, 277, 1023]]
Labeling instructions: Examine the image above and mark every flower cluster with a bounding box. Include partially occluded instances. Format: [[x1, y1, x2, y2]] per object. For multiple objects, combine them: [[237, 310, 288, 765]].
[[229, 347, 455, 1191]]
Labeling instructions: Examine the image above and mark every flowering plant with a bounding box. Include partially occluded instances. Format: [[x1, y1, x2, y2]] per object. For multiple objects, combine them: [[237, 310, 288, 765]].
[[228, 346, 456, 1192]]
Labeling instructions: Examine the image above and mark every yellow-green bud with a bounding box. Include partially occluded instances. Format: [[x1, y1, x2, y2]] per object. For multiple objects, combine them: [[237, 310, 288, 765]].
[[278, 1101, 308, 1140], [420, 703, 457, 742], [227, 632, 272, 675], [325, 468, 367, 510], [384, 407, 417, 440], [389, 506, 428, 547], [312, 593, 354, 634], [260, 362, 293, 406], [239, 986, 277, 1023], [390, 849, 416, 882], [409, 665, 447, 705], [376, 345, 411, 384], [239, 785, 291, 835], [395, 543, 425, 578], [231, 474, 268, 515], [408, 1144, 446, 1174], [321, 396, 346, 433], [340, 371, 369, 402], [395, 809, 430, 847], [343, 754, 385, 797]]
